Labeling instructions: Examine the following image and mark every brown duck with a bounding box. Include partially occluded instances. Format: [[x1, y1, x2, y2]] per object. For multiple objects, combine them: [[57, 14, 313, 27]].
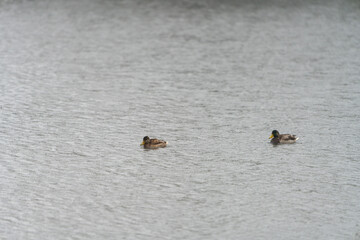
[[269, 130, 298, 144], [140, 136, 168, 149]]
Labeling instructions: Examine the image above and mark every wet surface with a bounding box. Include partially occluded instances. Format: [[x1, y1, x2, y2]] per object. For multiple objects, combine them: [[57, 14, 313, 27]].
[[1, 0, 360, 239]]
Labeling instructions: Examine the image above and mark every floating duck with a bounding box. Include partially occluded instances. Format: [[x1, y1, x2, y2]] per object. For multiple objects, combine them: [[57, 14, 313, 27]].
[[269, 130, 298, 144], [140, 136, 168, 149]]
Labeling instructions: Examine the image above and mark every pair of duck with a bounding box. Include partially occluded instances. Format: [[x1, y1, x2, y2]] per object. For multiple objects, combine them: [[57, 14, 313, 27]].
[[141, 130, 298, 149]]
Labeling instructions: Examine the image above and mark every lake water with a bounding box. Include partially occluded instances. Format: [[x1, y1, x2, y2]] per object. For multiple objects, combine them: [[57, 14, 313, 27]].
[[1, 0, 360, 239]]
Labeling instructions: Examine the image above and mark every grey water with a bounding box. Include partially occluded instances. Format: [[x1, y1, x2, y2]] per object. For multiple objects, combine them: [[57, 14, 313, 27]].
[[1, 0, 360, 239]]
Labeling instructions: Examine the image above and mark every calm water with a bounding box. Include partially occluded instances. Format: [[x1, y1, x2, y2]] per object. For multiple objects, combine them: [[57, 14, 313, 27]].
[[1, 0, 360, 239]]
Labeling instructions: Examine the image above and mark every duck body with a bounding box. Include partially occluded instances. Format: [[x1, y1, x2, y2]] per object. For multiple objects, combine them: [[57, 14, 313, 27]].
[[140, 136, 168, 149], [269, 130, 298, 144]]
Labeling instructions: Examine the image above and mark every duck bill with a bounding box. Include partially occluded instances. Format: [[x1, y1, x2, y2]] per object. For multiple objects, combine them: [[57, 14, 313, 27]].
[[269, 134, 274, 139], [140, 141, 145, 146]]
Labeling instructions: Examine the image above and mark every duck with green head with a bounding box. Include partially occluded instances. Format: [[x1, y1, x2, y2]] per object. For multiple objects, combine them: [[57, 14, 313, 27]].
[[140, 136, 168, 149], [269, 130, 298, 144]]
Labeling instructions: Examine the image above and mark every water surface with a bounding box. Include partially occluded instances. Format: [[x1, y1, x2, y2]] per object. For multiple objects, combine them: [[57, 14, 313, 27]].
[[1, 0, 360, 239]]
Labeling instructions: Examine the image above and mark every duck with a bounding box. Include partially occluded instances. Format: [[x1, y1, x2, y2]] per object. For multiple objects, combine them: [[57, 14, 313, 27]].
[[140, 136, 168, 149], [269, 130, 298, 144]]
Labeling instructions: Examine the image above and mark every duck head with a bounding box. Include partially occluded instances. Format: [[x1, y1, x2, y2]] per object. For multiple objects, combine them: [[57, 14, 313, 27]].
[[269, 130, 279, 139], [140, 136, 150, 145]]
